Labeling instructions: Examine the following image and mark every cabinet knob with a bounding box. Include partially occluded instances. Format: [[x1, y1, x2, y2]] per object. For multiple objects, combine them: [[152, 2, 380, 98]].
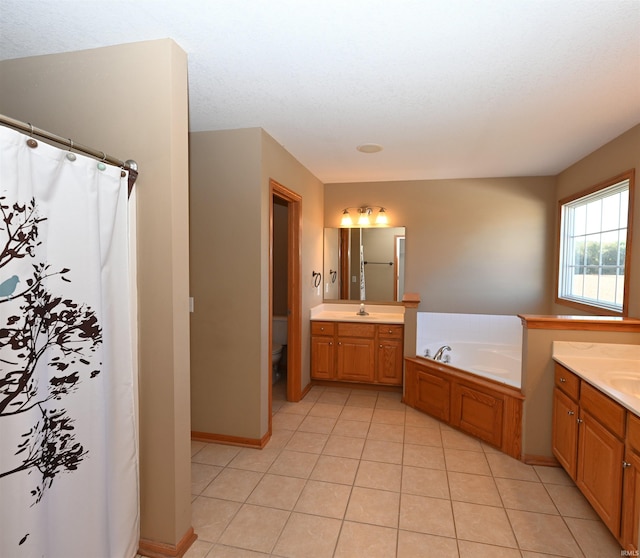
[[320, 327, 324, 331], [379, 344, 383, 348], [559, 378, 566, 383], [576, 418, 583, 424], [388, 329, 393, 334], [623, 461, 632, 469], [329, 342, 332, 346], [567, 410, 575, 416]]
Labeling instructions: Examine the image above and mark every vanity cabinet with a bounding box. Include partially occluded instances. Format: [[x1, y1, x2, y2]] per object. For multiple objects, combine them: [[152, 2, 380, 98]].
[[552, 363, 632, 544], [622, 413, 640, 553], [311, 321, 403, 386]]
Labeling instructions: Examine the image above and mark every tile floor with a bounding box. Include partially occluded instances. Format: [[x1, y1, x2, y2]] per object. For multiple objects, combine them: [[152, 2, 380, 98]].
[[184, 383, 624, 558]]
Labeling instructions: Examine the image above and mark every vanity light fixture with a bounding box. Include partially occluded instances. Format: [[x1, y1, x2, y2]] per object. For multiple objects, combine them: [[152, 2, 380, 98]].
[[340, 206, 389, 227]]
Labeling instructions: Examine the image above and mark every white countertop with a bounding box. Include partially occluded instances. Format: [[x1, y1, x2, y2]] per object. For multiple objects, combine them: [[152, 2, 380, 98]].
[[310, 303, 405, 324], [552, 341, 640, 416]]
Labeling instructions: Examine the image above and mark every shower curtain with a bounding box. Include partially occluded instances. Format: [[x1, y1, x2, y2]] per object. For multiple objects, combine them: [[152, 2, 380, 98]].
[[0, 126, 138, 557]]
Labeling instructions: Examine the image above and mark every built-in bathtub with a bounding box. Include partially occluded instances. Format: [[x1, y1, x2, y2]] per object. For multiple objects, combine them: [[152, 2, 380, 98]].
[[416, 312, 523, 389]]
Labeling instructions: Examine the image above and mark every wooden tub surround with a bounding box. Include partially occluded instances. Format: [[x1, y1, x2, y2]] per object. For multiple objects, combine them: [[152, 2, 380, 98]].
[[404, 356, 524, 459]]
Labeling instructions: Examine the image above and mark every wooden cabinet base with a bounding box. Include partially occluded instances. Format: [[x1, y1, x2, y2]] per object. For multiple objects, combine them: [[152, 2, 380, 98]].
[[405, 357, 523, 460]]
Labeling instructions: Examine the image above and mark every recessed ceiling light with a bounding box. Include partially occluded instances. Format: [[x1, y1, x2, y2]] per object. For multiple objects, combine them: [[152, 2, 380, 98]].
[[357, 143, 383, 153]]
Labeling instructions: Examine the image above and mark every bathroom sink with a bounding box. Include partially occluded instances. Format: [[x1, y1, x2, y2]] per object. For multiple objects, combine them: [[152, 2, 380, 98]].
[[605, 374, 640, 397]]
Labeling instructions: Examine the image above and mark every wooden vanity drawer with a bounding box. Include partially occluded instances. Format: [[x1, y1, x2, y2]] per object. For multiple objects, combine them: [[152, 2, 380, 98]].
[[580, 382, 626, 439], [377, 324, 403, 339], [555, 364, 580, 400], [627, 413, 640, 453], [338, 322, 375, 338], [311, 321, 335, 336]]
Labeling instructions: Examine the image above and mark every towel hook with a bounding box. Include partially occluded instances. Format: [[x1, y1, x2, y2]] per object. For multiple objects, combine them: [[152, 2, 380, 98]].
[[312, 271, 322, 288]]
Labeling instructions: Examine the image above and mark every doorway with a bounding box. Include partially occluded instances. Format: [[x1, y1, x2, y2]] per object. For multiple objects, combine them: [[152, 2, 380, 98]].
[[269, 179, 302, 432]]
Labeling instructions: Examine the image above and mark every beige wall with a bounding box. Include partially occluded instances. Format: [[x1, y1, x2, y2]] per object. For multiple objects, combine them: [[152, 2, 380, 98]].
[[552, 124, 640, 318], [325, 177, 557, 315], [189, 128, 323, 439], [0, 40, 192, 549]]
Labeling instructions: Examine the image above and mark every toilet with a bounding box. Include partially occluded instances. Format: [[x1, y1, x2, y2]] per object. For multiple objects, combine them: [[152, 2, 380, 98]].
[[272, 316, 288, 384]]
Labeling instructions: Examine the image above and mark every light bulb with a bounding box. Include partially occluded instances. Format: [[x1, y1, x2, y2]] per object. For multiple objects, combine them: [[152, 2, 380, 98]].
[[375, 208, 388, 225], [340, 209, 353, 227]]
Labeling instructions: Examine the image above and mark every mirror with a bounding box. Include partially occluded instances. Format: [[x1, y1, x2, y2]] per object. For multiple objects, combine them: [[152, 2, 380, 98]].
[[324, 227, 405, 302]]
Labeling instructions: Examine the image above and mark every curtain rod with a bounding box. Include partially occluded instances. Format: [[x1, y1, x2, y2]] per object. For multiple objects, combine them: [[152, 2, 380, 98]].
[[0, 114, 138, 172]]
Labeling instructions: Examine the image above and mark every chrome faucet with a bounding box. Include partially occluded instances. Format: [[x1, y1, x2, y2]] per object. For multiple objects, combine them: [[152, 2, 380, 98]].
[[433, 345, 451, 361]]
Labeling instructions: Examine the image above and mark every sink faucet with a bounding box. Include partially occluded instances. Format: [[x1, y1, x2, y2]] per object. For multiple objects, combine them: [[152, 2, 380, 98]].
[[433, 345, 451, 361]]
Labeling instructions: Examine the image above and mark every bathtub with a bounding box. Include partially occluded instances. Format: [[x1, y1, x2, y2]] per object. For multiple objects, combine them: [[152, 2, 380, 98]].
[[416, 313, 523, 389]]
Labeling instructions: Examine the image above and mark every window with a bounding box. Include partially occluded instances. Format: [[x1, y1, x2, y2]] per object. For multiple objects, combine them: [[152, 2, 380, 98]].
[[557, 170, 634, 315]]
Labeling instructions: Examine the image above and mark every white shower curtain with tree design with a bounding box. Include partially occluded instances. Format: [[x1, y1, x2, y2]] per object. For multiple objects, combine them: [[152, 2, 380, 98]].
[[0, 126, 138, 557]]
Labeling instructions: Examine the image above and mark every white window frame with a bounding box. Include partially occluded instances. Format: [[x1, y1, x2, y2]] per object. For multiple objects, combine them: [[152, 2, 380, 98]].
[[557, 170, 634, 316]]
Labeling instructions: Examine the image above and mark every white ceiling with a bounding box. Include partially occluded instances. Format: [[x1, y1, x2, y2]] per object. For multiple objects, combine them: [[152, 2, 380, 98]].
[[1, 1, 639, 183]]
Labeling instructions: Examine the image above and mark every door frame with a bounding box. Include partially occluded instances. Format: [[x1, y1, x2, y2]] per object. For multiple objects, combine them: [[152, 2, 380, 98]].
[[269, 179, 302, 427]]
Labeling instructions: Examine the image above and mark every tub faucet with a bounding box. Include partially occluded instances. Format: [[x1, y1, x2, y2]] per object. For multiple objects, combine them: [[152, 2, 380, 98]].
[[433, 345, 451, 361]]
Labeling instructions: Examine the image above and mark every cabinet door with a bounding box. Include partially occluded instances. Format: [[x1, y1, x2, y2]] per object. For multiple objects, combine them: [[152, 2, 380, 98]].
[[311, 336, 334, 380], [336, 337, 375, 382], [621, 448, 640, 552], [414, 367, 450, 422], [451, 382, 503, 448], [577, 410, 625, 537], [376, 338, 403, 385], [552, 388, 579, 480]]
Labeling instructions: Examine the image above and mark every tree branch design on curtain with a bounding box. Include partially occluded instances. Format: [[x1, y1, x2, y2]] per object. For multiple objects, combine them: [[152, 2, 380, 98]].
[[0, 195, 102, 506]]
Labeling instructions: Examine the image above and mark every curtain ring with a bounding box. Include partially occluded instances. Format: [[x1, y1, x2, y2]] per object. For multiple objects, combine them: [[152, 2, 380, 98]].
[[69, 139, 74, 150], [101, 151, 107, 162], [28, 123, 33, 136], [26, 123, 38, 148]]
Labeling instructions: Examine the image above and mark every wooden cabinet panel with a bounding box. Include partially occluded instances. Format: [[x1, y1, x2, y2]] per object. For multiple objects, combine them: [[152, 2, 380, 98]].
[[378, 324, 403, 339], [414, 367, 451, 422], [577, 409, 625, 537], [622, 446, 640, 552], [311, 321, 335, 336], [311, 336, 334, 380], [337, 337, 375, 382], [552, 387, 579, 479], [580, 382, 626, 439], [337, 322, 375, 338], [376, 338, 403, 385], [452, 382, 503, 448], [554, 364, 580, 400]]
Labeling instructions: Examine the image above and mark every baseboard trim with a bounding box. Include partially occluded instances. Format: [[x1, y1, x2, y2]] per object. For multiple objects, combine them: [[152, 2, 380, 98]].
[[311, 380, 402, 393], [191, 430, 270, 449], [138, 526, 197, 558], [522, 454, 560, 467]]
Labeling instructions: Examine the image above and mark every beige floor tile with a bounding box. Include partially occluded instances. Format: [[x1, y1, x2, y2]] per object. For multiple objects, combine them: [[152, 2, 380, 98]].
[[339, 405, 374, 422], [457, 540, 521, 558], [441, 428, 484, 451], [272, 412, 306, 431], [323, 435, 365, 459], [278, 400, 314, 416], [310, 454, 360, 485], [405, 408, 442, 428], [294, 479, 352, 519], [227, 447, 281, 472], [444, 448, 492, 475], [486, 452, 538, 481], [207, 545, 270, 557], [191, 440, 206, 457], [362, 439, 404, 464], [375, 399, 408, 412], [298, 415, 336, 434], [345, 394, 377, 408], [367, 422, 405, 442], [268, 450, 319, 478], [272, 512, 341, 558], [397, 530, 459, 558], [202, 468, 263, 502], [246, 473, 306, 510], [534, 465, 575, 486], [453, 501, 517, 548], [308, 402, 344, 418], [192, 444, 241, 467], [317, 391, 350, 406], [264, 428, 294, 450], [334, 521, 398, 558], [399, 493, 456, 537], [284, 431, 328, 454], [372, 408, 406, 425], [565, 516, 623, 558], [448, 471, 502, 506], [218, 503, 289, 553], [355, 460, 402, 492], [507, 509, 582, 557], [192, 462, 223, 495], [496, 477, 558, 514], [404, 425, 443, 447], [191, 496, 241, 543], [332, 418, 370, 438], [403, 443, 446, 470], [345, 486, 400, 528], [545, 483, 599, 520], [182, 539, 214, 558], [401, 465, 450, 499]]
